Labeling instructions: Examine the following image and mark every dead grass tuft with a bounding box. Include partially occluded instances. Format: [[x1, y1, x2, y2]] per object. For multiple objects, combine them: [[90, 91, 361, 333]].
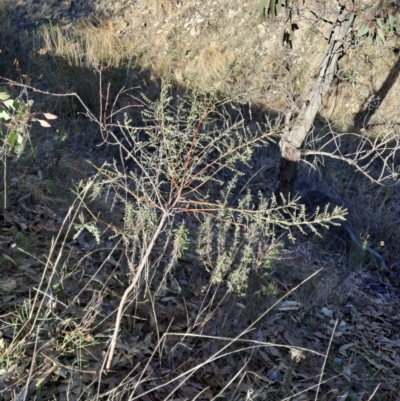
[[322, 43, 400, 131], [149, 0, 178, 18], [39, 21, 130, 69], [195, 43, 236, 89]]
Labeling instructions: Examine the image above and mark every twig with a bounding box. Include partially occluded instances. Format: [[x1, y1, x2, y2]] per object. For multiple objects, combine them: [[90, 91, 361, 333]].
[[128, 269, 324, 400], [106, 210, 169, 370], [315, 319, 338, 401], [5, 187, 88, 354], [367, 384, 381, 401], [164, 332, 324, 357]]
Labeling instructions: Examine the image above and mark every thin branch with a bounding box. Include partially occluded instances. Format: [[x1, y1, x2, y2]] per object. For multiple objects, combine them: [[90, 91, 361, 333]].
[[315, 319, 338, 401], [106, 210, 169, 370]]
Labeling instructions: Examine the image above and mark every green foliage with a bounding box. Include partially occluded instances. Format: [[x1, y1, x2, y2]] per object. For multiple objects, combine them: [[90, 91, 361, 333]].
[[0, 87, 57, 158], [258, 0, 400, 47], [163, 221, 190, 280], [91, 79, 347, 294], [258, 0, 288, 19], [258, 0, 297, 47], [0, 338, 26, 371], [264, 241, 284, 271], [173, 222, 190, 258], [134, 80, 262, 200], [0, 255, 13, 269], [0, 89, 18, 121], [356, 11, 400, 45], [56, 320, 98, 353], [0, 88, 24, 154], [73, 212, 101, 245]]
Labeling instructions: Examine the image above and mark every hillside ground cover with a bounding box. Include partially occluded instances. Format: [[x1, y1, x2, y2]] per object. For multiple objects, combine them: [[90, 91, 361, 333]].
[[1, 1, 400, 400]]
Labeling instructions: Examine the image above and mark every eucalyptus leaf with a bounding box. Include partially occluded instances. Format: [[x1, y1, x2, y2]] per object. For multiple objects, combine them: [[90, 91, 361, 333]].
[[258, 0, 268, 15], [35, 119, 51, 128], [357, 25, 369, 37], [389, 14, 394, 31], [0, 109, 11, 121], [0, 91, 10, 101], [269, 0, 276, 17], [377, 29, 385, 44], [3, 99, 16, 110], [276, 0, 282, 15]]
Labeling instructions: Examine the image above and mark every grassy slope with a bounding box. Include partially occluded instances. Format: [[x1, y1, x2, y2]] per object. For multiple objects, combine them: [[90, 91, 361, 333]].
[[1, 1, 400, 400]]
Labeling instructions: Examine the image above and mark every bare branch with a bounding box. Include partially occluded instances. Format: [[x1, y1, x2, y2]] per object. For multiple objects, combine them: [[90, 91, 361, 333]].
[[302, 127, 400, 185]]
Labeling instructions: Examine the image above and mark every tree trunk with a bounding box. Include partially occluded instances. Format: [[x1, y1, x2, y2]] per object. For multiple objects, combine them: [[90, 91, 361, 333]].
[[275, 5, 354, 203]]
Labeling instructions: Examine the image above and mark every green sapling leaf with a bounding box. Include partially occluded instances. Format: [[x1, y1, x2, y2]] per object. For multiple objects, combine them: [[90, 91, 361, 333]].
[[276, 0, 282, 15], [357, 25, 369, 37], [0, 109, 11, 120], [389, 14, 394, 31], [377, 29, 385, 44], [269, 0, 276, 17], [8, 130, 16, 150], [258, 0, 268, 16], [0, 91, 10, 101], [3, 99, 16, 110]]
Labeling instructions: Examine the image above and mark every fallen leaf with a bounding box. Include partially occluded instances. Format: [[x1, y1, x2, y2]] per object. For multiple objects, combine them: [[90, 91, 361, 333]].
[[279, 300, 301, 311], [43, 113, 57, 119], [35, 119, 51, 128], [1, 253, 17, 265], [0, 278, 17, 292], [321, 307, 333, 317], [339, 343, 356, 355]]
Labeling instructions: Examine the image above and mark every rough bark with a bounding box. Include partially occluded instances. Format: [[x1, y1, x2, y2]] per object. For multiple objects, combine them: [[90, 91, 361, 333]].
[[275, 5, 354, 204]]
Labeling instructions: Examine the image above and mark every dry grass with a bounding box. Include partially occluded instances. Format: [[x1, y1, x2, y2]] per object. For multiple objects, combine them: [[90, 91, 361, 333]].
[[4, 0, 398, 130], [1, 0, 400, 400]]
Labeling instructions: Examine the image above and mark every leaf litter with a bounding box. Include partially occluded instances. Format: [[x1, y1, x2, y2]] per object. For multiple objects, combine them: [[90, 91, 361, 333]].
[[1, 1, 400, 399], [1, 122, 400, 401], [3, 202, 400, 400]]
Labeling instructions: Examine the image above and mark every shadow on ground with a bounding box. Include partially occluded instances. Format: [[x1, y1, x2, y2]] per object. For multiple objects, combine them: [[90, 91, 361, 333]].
[[0, 6, 400, 399]]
